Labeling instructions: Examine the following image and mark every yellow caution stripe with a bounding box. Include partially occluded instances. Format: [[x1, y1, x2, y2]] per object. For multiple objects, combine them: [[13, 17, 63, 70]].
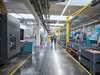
[[9, 55, 31, 75], [64, 49, 92, 75]]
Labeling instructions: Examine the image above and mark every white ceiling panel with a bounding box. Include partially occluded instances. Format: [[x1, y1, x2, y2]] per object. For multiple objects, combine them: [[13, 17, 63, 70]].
[[49, 3, 83, 15]]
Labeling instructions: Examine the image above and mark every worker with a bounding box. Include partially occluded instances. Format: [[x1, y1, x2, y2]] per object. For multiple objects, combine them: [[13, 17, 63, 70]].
[[51, 36, 53, 43], [50, 36, 53, 48], [53, 35, 57, 48]]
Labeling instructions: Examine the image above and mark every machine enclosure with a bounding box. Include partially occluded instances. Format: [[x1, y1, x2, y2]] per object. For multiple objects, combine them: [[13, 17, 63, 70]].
[[0, 14, 20, 65]]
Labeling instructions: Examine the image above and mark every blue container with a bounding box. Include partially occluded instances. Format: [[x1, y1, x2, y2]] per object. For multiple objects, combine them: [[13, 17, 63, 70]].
[[23, 42, 33, 53]]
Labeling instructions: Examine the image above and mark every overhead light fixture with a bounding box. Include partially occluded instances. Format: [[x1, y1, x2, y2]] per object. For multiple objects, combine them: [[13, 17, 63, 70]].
[[9, 13, 22, 18], [50, 15, 66, 21], [60, 0, 72, 16], [56, 0, 72, 24], [20, 24, 26, 29], [56, 0, 92, 6], [27, 22, 34, 25], [49, 15, 73, 21], [49, 23, 64, 26], [19, 14, 34, 19], [9, 13, 34, 19], [50, 26, 61, 28]]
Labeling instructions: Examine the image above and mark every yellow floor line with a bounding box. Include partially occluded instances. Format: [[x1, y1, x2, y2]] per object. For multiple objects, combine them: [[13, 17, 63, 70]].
[[64, 49, 92, 75], [9, 55, 31, 75]]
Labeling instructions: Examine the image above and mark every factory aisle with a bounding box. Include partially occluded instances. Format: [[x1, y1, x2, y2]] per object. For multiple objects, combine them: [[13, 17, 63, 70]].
[[15, 42, 90, 75]]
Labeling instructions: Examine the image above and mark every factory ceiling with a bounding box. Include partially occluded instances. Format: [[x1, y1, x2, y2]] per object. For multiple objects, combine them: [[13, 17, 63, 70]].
[[71, 2, 100, 30], [4, 0, 95, 32]]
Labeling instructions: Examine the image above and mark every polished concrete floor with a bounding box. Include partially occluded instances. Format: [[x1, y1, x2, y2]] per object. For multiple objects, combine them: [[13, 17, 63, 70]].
[[14, 43, 89, 75], [0, 54, 31, 75]]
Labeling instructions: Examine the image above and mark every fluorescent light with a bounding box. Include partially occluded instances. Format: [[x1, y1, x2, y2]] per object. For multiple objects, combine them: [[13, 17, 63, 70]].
[[56, 0, 72, 24], [19, 14, 34, 19], [27, 22, 34, 25], [56, 0, 92, 6], [9, 13, 34, 19], [20, 24, 26, 29], [49, 23, 64, 26], [50, 26, 61, 29], [50, 15, 66, 21], [61, 0, 72, 16], [9, 13, 22, 18], [49, 15, 73, 21]]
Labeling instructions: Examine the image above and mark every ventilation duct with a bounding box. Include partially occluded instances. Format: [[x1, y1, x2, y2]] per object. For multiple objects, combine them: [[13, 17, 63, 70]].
[[30, 0, 50, 32]]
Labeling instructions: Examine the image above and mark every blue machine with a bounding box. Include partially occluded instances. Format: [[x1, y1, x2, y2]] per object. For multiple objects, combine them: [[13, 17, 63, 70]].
[[69, 25, 100, 75], [23, 42, 33, 53], [85, 25, 100, 47], [79, 25, 100, 75], [69, 31, 80, 49]]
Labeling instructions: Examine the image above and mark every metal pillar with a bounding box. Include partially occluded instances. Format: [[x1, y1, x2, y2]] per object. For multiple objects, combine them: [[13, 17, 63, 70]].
[[66, 16, 70, 48], [34, 20, 41, 75]]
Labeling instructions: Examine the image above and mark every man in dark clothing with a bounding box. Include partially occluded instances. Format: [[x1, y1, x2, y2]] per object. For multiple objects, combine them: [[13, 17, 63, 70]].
[[53, 35, 56, 48], [50, 36, 54, 48], [51, 36, 53, 43]]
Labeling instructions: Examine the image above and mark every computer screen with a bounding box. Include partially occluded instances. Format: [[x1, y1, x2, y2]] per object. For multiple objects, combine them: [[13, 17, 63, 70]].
[[20, 29, 24, 40]]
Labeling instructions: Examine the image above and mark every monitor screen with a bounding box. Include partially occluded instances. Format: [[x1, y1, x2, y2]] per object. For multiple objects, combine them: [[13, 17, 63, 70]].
[[20, 29, 24, 40]]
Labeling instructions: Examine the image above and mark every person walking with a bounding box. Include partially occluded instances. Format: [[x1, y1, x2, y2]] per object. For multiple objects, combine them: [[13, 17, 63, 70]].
[[51, 36, 53, 44], [53, 35, 57, 48]]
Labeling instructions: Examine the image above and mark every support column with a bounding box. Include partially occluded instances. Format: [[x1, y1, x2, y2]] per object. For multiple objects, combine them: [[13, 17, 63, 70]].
[[66, 16, 70, 48], [34, 20, 41, 74], [36, 24, 40, 47]]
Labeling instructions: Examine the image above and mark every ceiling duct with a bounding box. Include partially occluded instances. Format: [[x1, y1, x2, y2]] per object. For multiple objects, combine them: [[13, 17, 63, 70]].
[[30, 0, 50, 32]]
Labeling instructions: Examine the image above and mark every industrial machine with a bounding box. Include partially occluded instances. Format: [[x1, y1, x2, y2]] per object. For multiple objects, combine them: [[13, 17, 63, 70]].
[[59, 29, 66, 48], [0, 13, 20, 65], [69, 24, 100, 75], [79, 25, 100, 75]]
